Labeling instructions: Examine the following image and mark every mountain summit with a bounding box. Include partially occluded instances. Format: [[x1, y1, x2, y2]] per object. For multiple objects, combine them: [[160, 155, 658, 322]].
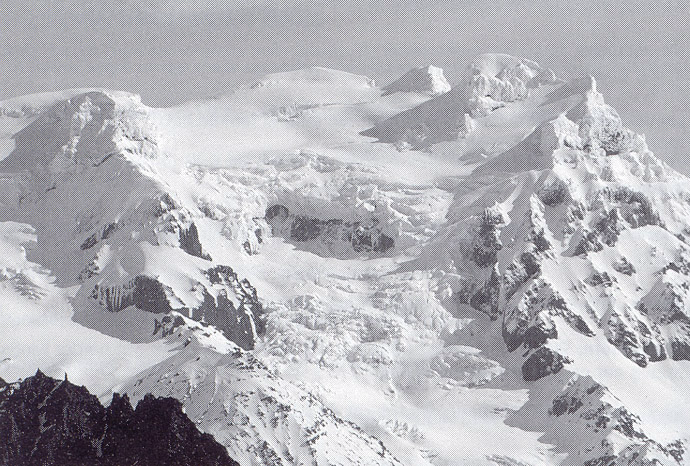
[[362, 53, 561, 149]]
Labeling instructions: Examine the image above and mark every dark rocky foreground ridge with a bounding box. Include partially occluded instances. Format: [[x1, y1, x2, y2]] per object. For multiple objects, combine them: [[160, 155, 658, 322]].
[[0, 371, 239, 466]]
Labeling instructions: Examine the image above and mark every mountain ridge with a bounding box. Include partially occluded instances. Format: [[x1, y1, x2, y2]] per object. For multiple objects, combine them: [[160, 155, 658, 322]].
[[0, 370, 239, 466]]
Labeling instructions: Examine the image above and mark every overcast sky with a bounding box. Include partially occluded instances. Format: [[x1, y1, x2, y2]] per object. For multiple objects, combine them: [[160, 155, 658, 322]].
[[1, 0, 688, 171]]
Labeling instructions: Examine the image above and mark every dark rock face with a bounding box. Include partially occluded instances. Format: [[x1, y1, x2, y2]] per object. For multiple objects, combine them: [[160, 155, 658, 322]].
[[153, 192, 178, 218], [80, 233, 99, 250], [643, 340, 667, 362], [550, 394, 583, 416], [567, 189, 660, 258], [265, 204, 395, 255], [80, 222, 120, 251], [502, 281, 593, 355], [153, 314, 187, 338], [671, 337, 690, 361], [537, 178, 569, 206], [265, 204, 289, 222], [599, 188, 661, 230], [587, 271, 615, 287], [502, 252, 542, 304], [291, 215, 325, 241], [179, 223, 212, 261], [469, 266, 501, 320], [102, 222, 118, 240], [94, 276, 173, 314], [594, 209, 624, 247], [0, 370, 103, 465], [351, 223, 395, 253], [131, 276, 173, 314], [93, 266, 264, 349], [471, 208, 504, 268], [0, 371, 238, 466], [100, 394, 235, 466], [604, 310, 660, 368], [572, 229, 604, 256], [521, 347, 569, 381], [521, 324, 557, 351], [193, 265, 265, 350], [503, 318, 557, 354], [666, 440, 686, 463], [613, 258, 636, 275], [205, 265, 265, 335]]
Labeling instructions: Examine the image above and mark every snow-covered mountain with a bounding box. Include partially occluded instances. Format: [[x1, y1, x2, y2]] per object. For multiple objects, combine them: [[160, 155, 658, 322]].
[[1, 53, 689, 465]]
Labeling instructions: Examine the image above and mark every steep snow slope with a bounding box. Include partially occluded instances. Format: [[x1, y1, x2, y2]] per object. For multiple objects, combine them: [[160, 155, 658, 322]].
[[1, 54, 689, 465], [117, 339, 402, 466], [147, 67, 469, 185], [381, 66, 451, 97], [0, 220, 172, 395]]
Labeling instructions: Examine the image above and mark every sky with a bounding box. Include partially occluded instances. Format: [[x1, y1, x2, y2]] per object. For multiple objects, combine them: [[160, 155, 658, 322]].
[[1, 0, 689, 171]]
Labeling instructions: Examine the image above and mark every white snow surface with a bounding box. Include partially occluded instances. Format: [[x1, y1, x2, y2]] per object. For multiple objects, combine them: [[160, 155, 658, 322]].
[[0, 53, 689, 465], [381, 66, 451, 97]]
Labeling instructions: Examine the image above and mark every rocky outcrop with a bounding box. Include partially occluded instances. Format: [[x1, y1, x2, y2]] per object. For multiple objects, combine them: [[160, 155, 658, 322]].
[[470, 207, 505, 268], [265, 204, 394, 255], [179, 222, 212, 260], [100, 393, 236, 466], [521, 347, 569, 381], [92, 265, 264, 350], [537, 177, 569, 207], [118, 345, 404, 466], [565, 187, 660, 256], [194, 265, 265, 350], [438, 74, 690, 375], [540, 375, 683, 465], [469, 265, 501, 320], [502, 280, 593, 354], [602, 188, 661, 230], [80, 222, 119, 251], [94, 276, 173, 314], [0, 371, 238, 466], [0, 371, 104, 465]]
